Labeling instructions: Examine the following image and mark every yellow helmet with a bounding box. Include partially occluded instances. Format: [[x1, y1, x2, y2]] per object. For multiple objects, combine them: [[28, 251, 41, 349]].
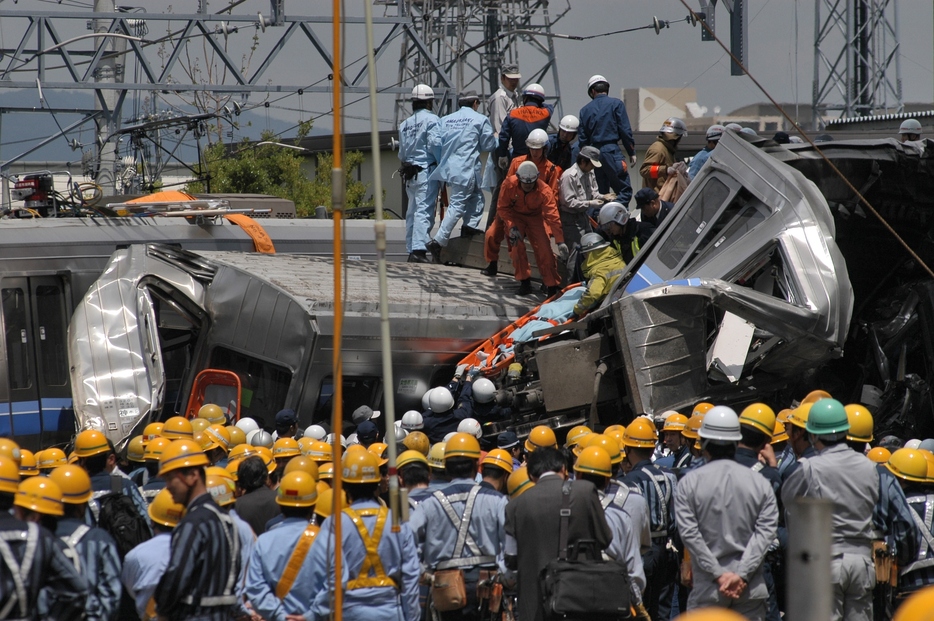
[[525, 426, 558, 452], [148, 488, 186, 527], [739, 403, 776, 436], [923, 450, 934, 483], [276, 471, 318, 507], [589, 434, 623, 465], [255, 446, 277, 473], [206, 466, 236, 489], [367, 442, 390, 463], [682, 416, 704, 440], [319, 462, 334, 481], [198, 403, 227, 425], [315, 486, 347, 519], [202, 425, 231, 453], [67, 452, 78, 465], [565, 425, 593, 449], [0, 457, 18, 494], [622, 418, 657, 449], [18, 450, 38, 478], [402, 431, 430, 455], [284, 456, 320, 480], [574, 446, 612, 478], [15, 477, 63, 516], [190, 418, 210, 434], [771, 421, 789, 444], [692, 402, 715, 417], [0, 439, 21, 468], [662, 414, 689, 433], [397, 450, 429, 470], [48, 465, 93, 504], [206, 474, 236, 506], [801, 390, 833, 405], [144, 437, 172, 462], [226, 426, 246, 448], [158, 439, 209, 476], [481, 449, 514, 474], [342, 450, 381, 484], [427, 443, 446, 469], [867, 447, 892, 464], [36, 448, 67, 471], [787, 403, 813, 430], [224, 460, 240, 481], [273, 437, 301, 459], [228, 443, 261, 463], [776, 409, 794, 424], [604, 424, 625, 435], [507, 466, 534, 499], [74, 430, 109, 458], [893, 584, 934, 621], [673, 608, 748, 621], [161, 416, 194, 440], [886, 448, 929, 483], [844, 404, 874, 443], [445, 433, 481, 460], [305, 441, 333, 463], [142, 422, 164, 443], [126, 436, 146, 463]]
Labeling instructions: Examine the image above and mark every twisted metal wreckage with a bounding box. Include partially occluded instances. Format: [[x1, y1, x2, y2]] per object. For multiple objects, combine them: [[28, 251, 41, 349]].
[[69, 131, 934, 447]]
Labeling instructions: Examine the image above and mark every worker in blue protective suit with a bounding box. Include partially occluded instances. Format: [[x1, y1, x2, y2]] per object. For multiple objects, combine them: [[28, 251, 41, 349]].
[[427, 90, 497, 260], [245, 471, 322, 621], [452, 377, 511, 427], [305, 451, 421, 621], [547, 115, 580, 171], [399, 84, 443, 264], [688, 124, 725, 180], [578, 75, 636, 206], [74, 430, 152, 531], [495, 83, 554, 168]]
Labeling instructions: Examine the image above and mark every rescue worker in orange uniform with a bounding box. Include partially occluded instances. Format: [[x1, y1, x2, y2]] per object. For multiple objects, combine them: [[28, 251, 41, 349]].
[[495, 161, 567, 296]]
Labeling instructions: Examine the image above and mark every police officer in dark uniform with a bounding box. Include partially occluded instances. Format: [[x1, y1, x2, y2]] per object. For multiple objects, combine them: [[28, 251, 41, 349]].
[[632, 187, 673, 254]]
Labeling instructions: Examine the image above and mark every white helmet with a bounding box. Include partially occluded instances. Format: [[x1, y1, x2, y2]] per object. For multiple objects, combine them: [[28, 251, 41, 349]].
[[899, 119, 922, 135], [522, 83, 545, 101], [411, 84, 434, 101], [303, 424, 327, 440], [516, 160, 540, 184], [526, 129, 548, 149], [236, 417, 260, 434], [580, 232, 610, 254], [421, 390, 433, 412], [457, 418, 483, 439], [559, 115, 580, 133], [740, 127, 758, 136], [250, 430, 274, 448], [698, 406, 742, 443], [472, 378, 496, 404], [706, 124, 725, 142], [597, 201, 629, 226], [428, 387, 455, 414], [906, 438, 922, 449], [326, 433, 347, 448], [443, 432, 458, 443], [725, 123, 743, 132], [654, 410, 680, 425], [401, 410, 424, 430], [660, 117, 687, 138], [393, 426, 408, 443], [587, 74, 608, 90], [346, 432, 360, 446]]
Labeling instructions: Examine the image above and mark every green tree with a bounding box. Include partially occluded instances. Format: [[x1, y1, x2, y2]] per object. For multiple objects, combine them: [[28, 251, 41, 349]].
[[187, 126, 373, 217]]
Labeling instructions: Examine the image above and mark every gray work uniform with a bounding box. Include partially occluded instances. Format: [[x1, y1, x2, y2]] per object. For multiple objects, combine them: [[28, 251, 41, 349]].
[[558, 163, 598, 249], [675, 457, 778, 620], [603, 497, 646, 605], [781, 443, 879, 621]]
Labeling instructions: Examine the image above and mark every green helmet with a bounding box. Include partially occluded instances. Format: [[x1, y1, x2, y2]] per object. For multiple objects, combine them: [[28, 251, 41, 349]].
[[805, 398, 850, 436]]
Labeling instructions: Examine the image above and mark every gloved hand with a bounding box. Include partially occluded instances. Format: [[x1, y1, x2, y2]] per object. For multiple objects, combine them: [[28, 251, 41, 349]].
[[633, 602, 651, 621], [508, 226, 522, 245], [602, 193, 617, 202], [555, 243, 569, 262], [630, 154, 638, 166], [498, 156, 509, 171], [589, 199, 604, 208]]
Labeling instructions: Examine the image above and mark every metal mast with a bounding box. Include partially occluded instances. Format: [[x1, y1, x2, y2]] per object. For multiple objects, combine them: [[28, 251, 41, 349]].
[[394, 0, 569, 125], [812, 0, 903, 129]]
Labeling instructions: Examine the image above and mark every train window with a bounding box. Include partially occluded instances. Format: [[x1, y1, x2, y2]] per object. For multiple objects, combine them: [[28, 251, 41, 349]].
[[208, 346, 291, 428], [34, 285, 67, 387], [313, 376, 381, 432], [657, 177, 732, 271], [2, 288, 30, 390]]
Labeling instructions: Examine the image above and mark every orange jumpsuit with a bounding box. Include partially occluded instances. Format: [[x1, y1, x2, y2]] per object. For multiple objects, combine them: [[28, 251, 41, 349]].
[[485, 155, 561, 264], [494, 175, 564, 286]]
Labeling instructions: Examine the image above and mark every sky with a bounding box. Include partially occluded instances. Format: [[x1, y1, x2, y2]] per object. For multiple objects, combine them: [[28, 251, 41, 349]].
[[0, 0, 931, 160]]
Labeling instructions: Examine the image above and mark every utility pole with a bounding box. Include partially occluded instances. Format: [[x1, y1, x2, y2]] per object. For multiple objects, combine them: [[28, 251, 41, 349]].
[[93, 0, 119, 194]]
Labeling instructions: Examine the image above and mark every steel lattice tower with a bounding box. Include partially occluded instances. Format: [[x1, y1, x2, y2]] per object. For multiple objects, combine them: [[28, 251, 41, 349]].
[[812, 0, 903, 129], [394, 0, 568, 125]]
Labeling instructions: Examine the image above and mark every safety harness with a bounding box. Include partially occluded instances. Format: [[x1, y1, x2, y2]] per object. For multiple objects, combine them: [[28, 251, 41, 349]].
[[601, 484, 631, 512], [643, 469, 673, 540], [433, 487, 495, 570], [59, 525, 89, 572], [344, 506, 398, 590], [0, 523, 38, 621], [180, 503, 240, 608], [902, 495, 934, 575], [275, 523, 320, 598]]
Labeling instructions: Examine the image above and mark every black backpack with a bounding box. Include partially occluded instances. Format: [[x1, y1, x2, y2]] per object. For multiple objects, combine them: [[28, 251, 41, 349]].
[[93, 475, 151, 559]]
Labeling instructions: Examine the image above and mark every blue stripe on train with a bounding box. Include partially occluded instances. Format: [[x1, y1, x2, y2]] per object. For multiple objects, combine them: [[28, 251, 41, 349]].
[[41, 397, 75, 433]]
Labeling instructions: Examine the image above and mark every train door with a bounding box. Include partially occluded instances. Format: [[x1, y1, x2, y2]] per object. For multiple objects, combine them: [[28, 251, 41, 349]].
[[0, 276, 72, 449]]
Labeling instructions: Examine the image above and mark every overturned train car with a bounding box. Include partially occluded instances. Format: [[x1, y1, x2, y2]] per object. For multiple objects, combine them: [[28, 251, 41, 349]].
[[69, 245, 529, 448]]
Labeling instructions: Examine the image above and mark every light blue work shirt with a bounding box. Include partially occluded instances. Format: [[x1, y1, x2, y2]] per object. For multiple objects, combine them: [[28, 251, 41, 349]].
[[688, 146, 713, 179], [245, 517, 318, 621], [57, 518, 121, 621], [604, 503, 646, 605], [122, 532, 172, 618], [231, 508, 257, 617], [306, 499, 422, 621], [398, 108, 442, 169], [429, 105, 497, 187]]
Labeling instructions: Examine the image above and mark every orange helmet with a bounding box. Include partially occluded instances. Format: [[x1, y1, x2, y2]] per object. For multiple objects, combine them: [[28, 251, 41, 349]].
[[867, 447, 892, 464]]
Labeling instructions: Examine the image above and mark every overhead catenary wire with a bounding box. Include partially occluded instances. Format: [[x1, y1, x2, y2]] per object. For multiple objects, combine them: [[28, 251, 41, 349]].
[[676, 0, 934, 281]]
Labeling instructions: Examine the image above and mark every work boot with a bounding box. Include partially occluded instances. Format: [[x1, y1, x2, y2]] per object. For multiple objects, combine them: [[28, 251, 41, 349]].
[[407, 250, 430, 263], [517, 279, 533, 295], [460, 225, 484, 237], [480, 261, 498, 276], [427, 240, 443, 264], [546, 285, 560, 297]]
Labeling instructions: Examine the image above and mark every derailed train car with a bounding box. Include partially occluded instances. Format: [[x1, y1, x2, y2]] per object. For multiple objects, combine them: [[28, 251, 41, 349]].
[[487, 131, 934, 440], [69, 246, 529, 448]]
